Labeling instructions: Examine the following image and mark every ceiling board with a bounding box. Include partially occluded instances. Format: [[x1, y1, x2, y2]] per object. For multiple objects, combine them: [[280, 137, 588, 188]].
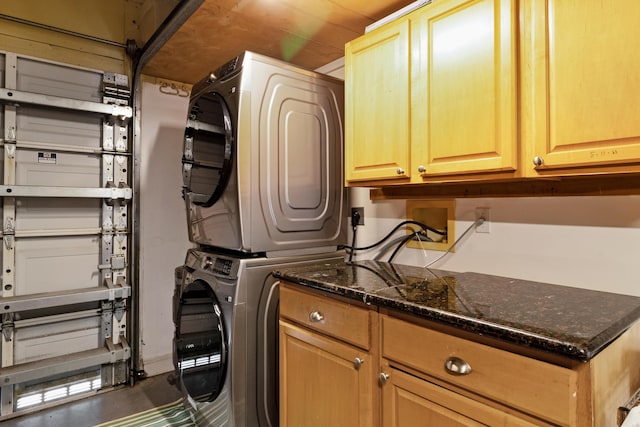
[[142, 0, 416, 84]]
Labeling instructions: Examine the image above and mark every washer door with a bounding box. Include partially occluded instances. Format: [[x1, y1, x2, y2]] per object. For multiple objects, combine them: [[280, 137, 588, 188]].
[[174, 279, 227, 402], [182, 91, 234, 207]]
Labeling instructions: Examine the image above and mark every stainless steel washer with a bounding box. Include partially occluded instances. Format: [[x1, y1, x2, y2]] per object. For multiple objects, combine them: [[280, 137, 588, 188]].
[[173, 248, 344, 426]]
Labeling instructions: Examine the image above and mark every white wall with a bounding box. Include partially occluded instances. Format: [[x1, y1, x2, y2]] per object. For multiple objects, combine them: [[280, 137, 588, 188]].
[[350, 189, 640, 296], [319, 58, 640, 297], [139, 78, 193, 376]]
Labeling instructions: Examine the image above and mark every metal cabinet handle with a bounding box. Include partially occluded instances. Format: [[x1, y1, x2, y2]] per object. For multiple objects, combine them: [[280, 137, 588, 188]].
[[308, 311, 324, 322], [353, 357, 364, 370], [444, 356, 472, 376], [417, 165, 426, 173], [379, 372, 390, 385], [396, 167, 405, 175], [533, 156, 544, 167]]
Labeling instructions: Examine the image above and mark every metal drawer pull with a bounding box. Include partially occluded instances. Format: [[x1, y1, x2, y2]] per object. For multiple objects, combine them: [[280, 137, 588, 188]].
[[353, 357, 364, 370], [444, 356, 472, 376], [308, 311, 324, 322]]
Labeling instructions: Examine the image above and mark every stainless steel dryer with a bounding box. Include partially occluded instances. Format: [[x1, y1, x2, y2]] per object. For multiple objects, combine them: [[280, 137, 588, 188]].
[[181, 51, 346, 255], [173, 248, 345, 426]]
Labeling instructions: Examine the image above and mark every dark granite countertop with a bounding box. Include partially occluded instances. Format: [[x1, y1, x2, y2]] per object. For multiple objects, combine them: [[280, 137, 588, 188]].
[[273, 260, 640, 361]]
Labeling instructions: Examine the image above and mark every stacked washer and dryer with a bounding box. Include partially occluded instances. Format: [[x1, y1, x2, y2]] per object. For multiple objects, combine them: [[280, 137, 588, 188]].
[[172, 52, 347, 426]]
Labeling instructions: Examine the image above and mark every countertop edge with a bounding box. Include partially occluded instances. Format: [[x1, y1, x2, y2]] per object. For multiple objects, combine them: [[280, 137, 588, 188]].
[[274, 272, 638, 362]]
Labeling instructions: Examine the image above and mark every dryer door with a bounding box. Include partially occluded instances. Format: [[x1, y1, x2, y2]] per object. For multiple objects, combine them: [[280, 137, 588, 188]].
[[174, 279, 227, 402], [182, 91, 234, 207]]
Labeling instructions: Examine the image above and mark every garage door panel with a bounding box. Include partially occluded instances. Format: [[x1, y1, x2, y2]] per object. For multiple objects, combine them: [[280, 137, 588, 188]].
[[16, 58, 102, 102], [16, 198, 100, 231], [16, 150, 101, 187], [14, 316, 101, 364], [15, 236, 101, 296], [16, 107, 101, 148], [19, 303, 102, 322], [1, 51, 131, 416]]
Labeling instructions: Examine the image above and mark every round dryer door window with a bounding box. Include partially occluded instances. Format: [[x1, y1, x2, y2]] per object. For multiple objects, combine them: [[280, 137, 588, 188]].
[[182, 91, 234, 207], [174, 279, 227, 402]]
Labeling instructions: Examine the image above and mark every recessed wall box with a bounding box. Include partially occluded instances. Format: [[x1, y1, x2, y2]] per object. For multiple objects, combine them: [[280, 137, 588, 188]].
[[406, 200, 455, 252]]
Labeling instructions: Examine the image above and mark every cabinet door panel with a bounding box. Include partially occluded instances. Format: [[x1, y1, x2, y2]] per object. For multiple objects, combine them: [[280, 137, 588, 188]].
[[382, 367, 542, 427], [345, 19, 410, 183], [279, 320, 375, 427], [412, 0, 518, 176], [526, 0, 640, 173]]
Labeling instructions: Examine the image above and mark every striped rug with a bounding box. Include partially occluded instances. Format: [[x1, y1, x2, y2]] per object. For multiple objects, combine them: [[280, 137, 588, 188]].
[[95, 399, 195, 427]]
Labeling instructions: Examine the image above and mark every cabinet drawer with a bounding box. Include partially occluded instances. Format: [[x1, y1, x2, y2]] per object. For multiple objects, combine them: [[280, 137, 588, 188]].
[[279, 283, 372, 350], [381, 315, 578, 426]]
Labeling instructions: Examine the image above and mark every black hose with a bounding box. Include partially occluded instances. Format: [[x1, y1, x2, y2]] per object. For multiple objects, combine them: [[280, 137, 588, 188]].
[[387, 231, 431, 263], [348, 224, 357, 263], [344, 220, 445, 252]]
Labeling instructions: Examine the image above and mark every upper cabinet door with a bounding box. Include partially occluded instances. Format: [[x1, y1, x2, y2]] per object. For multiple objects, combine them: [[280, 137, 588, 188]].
[[345, 19, 411, 184], [524, 0, 640, 175], [412, 0, 518, 177]]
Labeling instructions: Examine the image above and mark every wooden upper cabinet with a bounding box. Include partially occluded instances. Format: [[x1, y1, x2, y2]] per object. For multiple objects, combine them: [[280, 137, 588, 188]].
[[345, 0, 640, 188], [522, 0, 640, 176], [412, 0, 518, 178], [345, 18, 411, 184], [344, 0, 518, 186]]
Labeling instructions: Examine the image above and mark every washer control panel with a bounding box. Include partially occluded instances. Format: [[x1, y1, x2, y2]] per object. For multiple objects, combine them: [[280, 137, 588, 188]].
[[201, 254, 239, 279]]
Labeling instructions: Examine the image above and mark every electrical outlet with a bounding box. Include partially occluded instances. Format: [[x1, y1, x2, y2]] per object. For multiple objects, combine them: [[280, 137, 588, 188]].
[[475, 207, 491, 233], [351, 207, 364, 226]]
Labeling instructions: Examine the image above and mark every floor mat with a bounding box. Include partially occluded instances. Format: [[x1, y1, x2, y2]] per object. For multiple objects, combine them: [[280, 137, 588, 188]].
[[94, 399, 195, 427]]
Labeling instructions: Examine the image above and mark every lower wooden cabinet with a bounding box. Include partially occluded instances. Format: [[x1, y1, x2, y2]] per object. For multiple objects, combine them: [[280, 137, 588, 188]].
[[381, 315, 577, 425], [279, 282, 378, 427], [279, 281, 640, 426], [279, 321, 376, 427]]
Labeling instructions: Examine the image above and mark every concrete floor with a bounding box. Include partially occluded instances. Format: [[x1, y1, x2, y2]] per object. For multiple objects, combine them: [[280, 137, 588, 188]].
[[1, 372, 183, 427]]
